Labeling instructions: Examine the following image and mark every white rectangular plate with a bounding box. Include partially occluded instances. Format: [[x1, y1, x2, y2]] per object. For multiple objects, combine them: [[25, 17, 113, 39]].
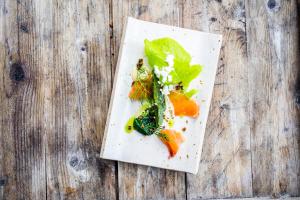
[[100, 17, 222, 174]]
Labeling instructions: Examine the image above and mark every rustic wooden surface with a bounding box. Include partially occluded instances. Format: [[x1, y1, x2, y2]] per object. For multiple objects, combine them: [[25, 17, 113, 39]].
[[0, 0, 299, 200]]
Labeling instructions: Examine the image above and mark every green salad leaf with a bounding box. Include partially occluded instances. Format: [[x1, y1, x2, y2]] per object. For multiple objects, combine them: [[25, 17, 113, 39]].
[[144, 37, 202, 90], [185, 89, 198, 98]]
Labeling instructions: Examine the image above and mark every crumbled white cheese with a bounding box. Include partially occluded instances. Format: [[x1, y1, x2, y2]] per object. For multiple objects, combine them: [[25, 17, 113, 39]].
[[161, 85, 174, 95], [167, 74, 172, 82], [154, 65, 168, 83], [154, 54, 176, 95], [166, 54, 174, 67], [161, 86, 169, 95]]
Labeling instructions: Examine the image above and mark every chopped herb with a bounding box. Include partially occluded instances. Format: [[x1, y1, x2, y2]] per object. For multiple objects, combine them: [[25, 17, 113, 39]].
[[175, 84, 183, 90], [137, 58, 144, 69]]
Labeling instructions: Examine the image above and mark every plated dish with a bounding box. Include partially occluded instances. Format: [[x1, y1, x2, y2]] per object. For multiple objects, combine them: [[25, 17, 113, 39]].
[[101, 17, 222, 174], [126, 37, 202, 157]]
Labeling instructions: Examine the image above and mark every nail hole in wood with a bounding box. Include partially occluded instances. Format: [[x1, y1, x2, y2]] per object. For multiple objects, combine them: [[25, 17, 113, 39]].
[[20, 23, 29, 33], [210, 17, 217, 22], [81, 42, 88, 52]]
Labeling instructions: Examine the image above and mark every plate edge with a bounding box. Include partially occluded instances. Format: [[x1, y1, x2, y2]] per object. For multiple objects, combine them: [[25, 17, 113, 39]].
[[100, 17, 131, 158]]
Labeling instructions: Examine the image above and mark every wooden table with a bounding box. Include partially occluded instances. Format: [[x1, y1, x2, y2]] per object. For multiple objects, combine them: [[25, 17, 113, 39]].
[[0, 0, 299, 199]]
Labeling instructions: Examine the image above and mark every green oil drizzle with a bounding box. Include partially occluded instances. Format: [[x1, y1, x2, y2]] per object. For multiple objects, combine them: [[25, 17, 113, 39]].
[[168, 119, 174, 128], [124, 116, 135, 133], [124, 101, 152, 134]]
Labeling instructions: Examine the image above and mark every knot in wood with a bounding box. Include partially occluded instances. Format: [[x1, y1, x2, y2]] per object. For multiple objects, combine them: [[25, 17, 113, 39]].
[[10, 62, 25, 82], [69, 156, 79, 168], [0, 176, 8, 186], [20, 23, 29, 33], [69, 156, 87, 171], [267, 0, 276, 9]]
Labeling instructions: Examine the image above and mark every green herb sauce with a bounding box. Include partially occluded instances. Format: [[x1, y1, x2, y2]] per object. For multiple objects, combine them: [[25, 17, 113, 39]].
[[124, 116, 135, 133]]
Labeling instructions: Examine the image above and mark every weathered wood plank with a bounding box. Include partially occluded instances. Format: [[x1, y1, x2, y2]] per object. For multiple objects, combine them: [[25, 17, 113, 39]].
[[246, 0, 300, 197], [1, 0, 47, 199], [0, 0, 20, 199], [0, 0, 299, 199], [45, 0, 116, 199], [112, 1, 186, 200], [182, 0, 253, 199]]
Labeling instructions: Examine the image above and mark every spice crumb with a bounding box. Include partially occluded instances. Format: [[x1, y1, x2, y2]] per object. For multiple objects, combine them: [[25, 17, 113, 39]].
[[182, 127, 186, 132], [186, 154, 189, 159], [136, 58, 143, 69]]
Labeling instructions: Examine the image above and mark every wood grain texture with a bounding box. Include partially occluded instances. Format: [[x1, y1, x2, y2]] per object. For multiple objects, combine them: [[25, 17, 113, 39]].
[[0, 0, 20, 199], [0, 0, 299, 199], [112, 1, 186, 200], [182, 0, 252, 199], [0, 0, 47, 199], [246, 0, 300, 197], [45, 0, 116, 199], [1, 0, 116, 199]]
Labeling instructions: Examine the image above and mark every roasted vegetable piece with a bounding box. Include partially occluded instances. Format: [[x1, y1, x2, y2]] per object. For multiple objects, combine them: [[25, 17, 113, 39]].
[[169, 91, 199, 118], [128, 79, 152, 100], [129, 59, 153, 100], [159, 129, 185, 157]]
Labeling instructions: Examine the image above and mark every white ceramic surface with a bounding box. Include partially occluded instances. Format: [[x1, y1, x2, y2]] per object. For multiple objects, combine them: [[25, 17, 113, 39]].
[[100, 17, 222, 174]]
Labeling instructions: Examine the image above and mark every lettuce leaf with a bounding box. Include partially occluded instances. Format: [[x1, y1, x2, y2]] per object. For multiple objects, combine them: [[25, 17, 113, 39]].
[[144, 37, 202, 90], [185, 89, 198, 98]]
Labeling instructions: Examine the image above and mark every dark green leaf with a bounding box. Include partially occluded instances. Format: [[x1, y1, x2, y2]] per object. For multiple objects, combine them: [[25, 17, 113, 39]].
[[133, 105, 158, 135]]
